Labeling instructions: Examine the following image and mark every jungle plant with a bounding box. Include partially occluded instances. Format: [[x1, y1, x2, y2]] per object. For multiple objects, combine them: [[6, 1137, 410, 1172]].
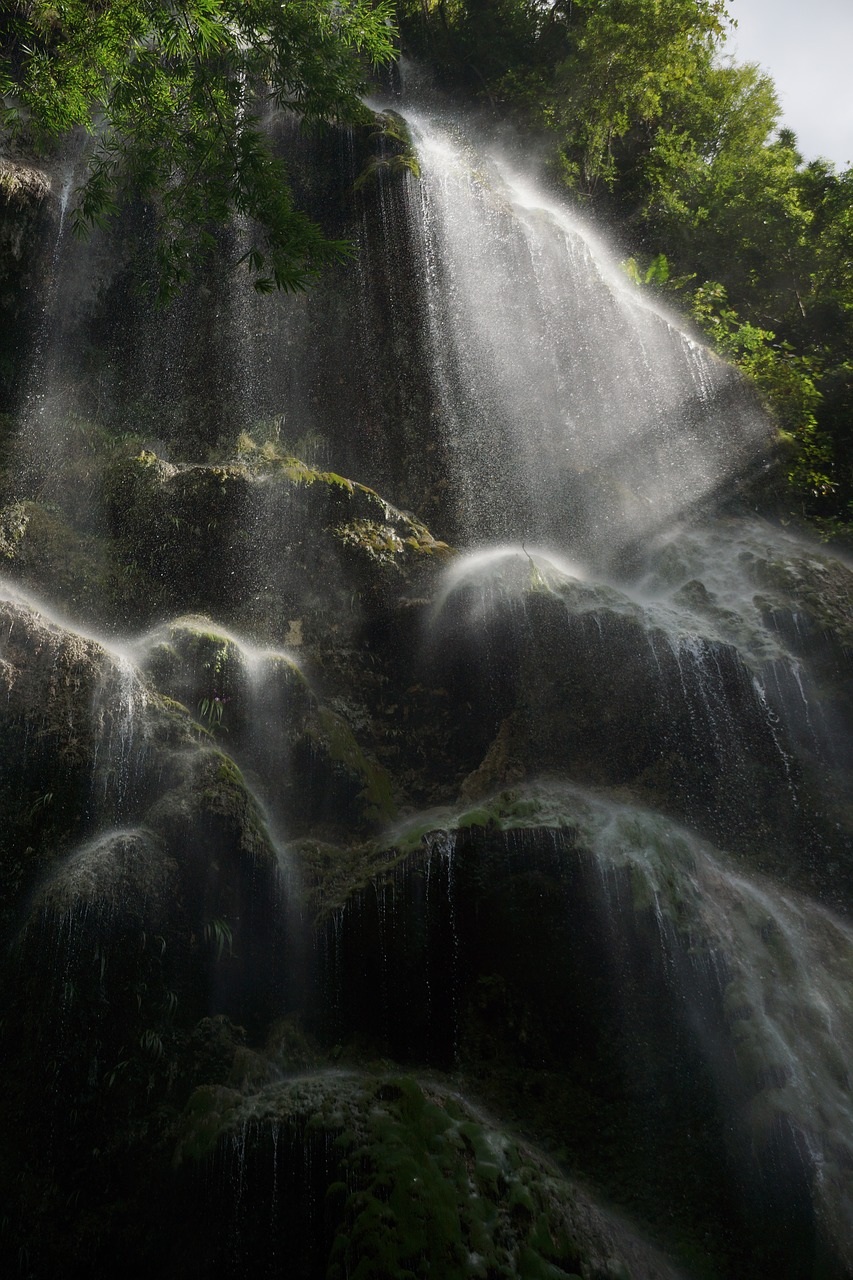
[[203, 916, 234, 961], [198, 639, 231, 731], [1, 0, 398, 298], [198, 692, 228, 730]]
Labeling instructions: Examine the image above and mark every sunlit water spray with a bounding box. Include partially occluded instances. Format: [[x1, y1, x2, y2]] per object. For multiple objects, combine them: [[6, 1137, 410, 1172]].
[[2, 79, 851, 1275], [90, 652, 151, 820], [399, 110, 770, 564], [431, 543, 587, 617], [0, 578, 159, 826]]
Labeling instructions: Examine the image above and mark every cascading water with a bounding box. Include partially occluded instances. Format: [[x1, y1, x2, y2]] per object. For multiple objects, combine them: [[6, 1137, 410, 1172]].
[[1, 76, 852, 1280], [401, 108, 770, 559]]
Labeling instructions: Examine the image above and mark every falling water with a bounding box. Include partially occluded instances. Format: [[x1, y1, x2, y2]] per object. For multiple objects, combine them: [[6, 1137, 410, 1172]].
[[12, 164, 75, 491], [91, 652, 150, 820], [400, 110, 770, 560]]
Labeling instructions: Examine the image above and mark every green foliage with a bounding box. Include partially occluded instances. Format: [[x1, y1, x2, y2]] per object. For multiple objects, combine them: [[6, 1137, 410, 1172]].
[[197, 638, 231, 731], [623, 252, 670, 287], [198, 694, 226, 729], [203, 915, 234, 960], [688, 281, 836, 509], [139, 1027, 165, 1060], [1, 0, 397, 298], [552, 0, 729, 194]]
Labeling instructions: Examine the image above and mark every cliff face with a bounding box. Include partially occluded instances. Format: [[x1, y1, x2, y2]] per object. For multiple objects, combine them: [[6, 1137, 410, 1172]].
[[0, 157, 54, 413], [0, 100, 852, 1280]]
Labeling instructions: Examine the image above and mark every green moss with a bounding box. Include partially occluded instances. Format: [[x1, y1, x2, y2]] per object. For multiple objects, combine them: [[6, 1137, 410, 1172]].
[[281, 455, 355, 492], [153, 620, 241, 699], [334, 517, 407, 565], [0, 500, 28, 557], [325, 1076, 586, 1280], [353, 111, 422, 191], [353, 152, 421, 192], [215, 754, 245, 789], [333, 514, 452, 565], [221, 438, 453, 561], [149, 689, 191, 724], [228, 435, 356, 493], [0, 499, 118, 618], [456, 807, 494, 829], [176, 1085, 240, 1163], [311, 706, 397, 826], [146, 745, 277, 872], [200, 750, 259, 829], [387, 812, 454, 851], [171, 1069, 676, 1276], [291, 835, 446, 920], [387, 784, 586, 856]]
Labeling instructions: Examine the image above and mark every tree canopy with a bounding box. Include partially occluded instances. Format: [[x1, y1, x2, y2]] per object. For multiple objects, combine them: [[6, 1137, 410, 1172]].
[[1, 0, 397, 294]]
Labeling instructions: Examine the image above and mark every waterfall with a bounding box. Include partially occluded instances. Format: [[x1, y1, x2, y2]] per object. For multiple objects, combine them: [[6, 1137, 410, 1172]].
[[401, 109, 770, 561], [1, 82, 852, 1280]]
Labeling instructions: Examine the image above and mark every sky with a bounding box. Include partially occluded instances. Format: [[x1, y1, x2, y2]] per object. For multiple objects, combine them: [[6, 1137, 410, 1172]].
[[724, 0, 853, 169]]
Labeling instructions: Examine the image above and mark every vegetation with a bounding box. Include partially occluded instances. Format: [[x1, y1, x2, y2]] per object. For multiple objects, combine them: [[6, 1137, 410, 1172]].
[[398, 0, 853, 535], [0, 0, 397, 295]]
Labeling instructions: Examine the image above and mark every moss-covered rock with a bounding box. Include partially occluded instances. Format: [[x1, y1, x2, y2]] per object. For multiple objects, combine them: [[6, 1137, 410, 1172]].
[[174, 1070, 683, 1280], [137, 613, 395, 837], [0, 498, 127, 618], [0, 588, 290, 1035], [353, 110, 422, 191], [304, 704, 397, 829], [98, 446, 451, 635], [1, 100, 852, 1280], [423, 541, 853, 897]]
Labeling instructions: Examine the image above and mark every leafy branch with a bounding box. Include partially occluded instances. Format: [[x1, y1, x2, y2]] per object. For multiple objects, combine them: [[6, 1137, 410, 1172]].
[[1, 1, 398, 298]]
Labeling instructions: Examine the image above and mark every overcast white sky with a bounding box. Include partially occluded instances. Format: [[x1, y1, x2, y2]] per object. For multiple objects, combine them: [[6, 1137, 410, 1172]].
[[724, 0, 853, 169]]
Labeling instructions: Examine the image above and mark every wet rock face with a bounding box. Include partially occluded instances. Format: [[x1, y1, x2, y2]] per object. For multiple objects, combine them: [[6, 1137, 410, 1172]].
[[1, 501, 851, 1275], [136, 614, 397, 838], [0, 441, 452, 637], [0, 158, 53, 411], [0, 595, 301, 1275], [0, 119, 448, 514], [313, 827, 740, 1254], [0, 592, 290, 1001], [102, 447, 452, 633], [0, 595, 124, 928]]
